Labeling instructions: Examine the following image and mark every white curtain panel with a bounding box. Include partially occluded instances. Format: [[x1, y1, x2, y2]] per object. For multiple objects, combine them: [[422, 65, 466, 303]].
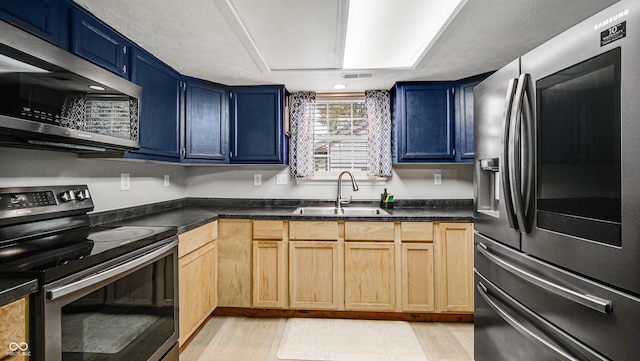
[[288, 91, 316, 178], [365, 90, 392, 177]]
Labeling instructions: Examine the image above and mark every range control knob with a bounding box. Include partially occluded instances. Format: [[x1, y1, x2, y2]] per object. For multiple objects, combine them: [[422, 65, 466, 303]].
[[75, 189, 91, 201], [59, 191, 76, 203]]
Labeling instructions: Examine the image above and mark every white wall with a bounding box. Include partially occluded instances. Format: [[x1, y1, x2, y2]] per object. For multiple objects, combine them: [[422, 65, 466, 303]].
[[0, 147, 188, 212], [186, 163, 474, 201], [0, 147, 474, 212]]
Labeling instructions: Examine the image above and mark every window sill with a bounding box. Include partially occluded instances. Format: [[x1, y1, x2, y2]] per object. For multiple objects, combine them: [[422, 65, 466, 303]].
[[295, 173, 388, 186]]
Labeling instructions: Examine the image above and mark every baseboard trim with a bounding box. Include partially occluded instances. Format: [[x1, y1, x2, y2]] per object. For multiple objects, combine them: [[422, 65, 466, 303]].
[[212, 307, 473, 323]]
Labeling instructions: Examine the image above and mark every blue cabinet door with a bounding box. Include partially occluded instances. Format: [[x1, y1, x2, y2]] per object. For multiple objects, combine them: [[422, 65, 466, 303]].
[[455, 73, 492, 162], [184, 78, 228, 162], [128, 49, 181, 161], [71, 6, 130, 78], [0, 0, 68, 47], [229, 85, 286, 164], [394, 82, 455, 162]]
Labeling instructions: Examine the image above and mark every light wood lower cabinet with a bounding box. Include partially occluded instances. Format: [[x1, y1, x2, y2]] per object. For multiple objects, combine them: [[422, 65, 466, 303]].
[[252, 220, 287, 308], [217, 219, 252, 307], [0, 297, 28, 361], [219, 219, 473, 315], [253, 241, 286, 308], [178, 221, 217, 346], [401, 243, 435, 312], [289, 241, 342, 310], [344, 242, 395, 311], [437, 222, 474, 312], [288, 221, 342, 310]]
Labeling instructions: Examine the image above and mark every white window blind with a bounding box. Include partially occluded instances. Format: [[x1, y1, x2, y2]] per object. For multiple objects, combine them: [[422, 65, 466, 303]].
[[313, 96, 368, 173]]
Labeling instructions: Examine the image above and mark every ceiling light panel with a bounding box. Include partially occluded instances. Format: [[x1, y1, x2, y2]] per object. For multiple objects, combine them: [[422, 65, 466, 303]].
[[229, 0, 347, 71], [343, 0, 464, 70]]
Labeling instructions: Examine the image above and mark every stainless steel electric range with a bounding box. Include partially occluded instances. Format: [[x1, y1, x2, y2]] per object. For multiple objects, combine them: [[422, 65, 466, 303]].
[[0, 185, 179, 361]]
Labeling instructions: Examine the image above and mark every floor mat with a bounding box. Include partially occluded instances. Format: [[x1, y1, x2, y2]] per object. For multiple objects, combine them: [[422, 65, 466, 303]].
[[276, 318, 428, 361]]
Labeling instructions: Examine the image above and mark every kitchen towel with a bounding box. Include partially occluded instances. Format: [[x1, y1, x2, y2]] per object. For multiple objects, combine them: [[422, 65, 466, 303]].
[[276, 318, 428, 361]]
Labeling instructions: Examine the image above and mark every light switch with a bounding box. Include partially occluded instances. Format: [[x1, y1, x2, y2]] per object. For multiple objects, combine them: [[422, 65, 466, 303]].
[[434, 173, 442, 185], [254, 174, 262, 186]]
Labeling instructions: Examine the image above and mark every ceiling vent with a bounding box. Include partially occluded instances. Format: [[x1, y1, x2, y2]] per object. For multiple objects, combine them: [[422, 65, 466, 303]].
[[341, 73, 373, 79]]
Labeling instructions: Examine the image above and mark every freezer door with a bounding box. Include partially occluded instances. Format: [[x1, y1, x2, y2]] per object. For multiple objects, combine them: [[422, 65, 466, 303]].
[[474, 272, 607, 361], [473, 59, 521, 249], [475, 233, 640, 361]]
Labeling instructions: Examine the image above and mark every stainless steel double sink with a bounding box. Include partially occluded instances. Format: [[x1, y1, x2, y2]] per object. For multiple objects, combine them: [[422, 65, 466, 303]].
[[292, 206, 390, 216]]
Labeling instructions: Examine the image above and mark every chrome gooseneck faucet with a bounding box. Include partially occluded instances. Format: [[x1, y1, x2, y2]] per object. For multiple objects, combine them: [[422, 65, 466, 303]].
[[336, 171, 359, 209]]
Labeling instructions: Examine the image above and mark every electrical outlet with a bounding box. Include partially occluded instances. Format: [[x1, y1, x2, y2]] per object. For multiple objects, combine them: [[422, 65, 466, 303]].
[[120, 173, 130, 191], [276, 173, 288, 185], [164, 175, 170, 187], [254, 174, 262, 186], [434, 173, 442, 185]]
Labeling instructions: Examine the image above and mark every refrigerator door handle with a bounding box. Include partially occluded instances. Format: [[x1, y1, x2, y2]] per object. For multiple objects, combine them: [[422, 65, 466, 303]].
[[509, 73, 532, 233], [501, 77, 519, 230], [477, 243, 612, 314], [477, 281, 607, 361], [521, 73, 535, 229]]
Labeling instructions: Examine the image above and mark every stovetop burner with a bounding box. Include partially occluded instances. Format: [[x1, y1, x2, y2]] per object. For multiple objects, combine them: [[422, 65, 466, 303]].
[[0, 225, 177, 283], [0, 185, 177, 283]]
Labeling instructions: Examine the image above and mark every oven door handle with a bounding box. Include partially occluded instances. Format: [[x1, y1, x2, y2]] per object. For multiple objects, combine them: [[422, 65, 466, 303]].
[[477, 242, 612, 314], [47, 240, 177, 301], [477, 282, 606, 361]]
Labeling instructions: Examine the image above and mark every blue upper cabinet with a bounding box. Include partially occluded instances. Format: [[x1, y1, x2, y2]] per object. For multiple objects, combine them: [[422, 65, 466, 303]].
[[455, 73, 492, 162], [128, 48, 181, 161], [71, 6, 130, 79], [0, 0, 68, 48], [229, 85, 287, 164], [184, 78, 229, 162], [393, 82, 456, 162]]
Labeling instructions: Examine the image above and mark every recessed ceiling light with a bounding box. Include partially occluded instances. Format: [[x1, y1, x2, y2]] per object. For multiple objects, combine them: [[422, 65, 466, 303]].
[[343, 0, 465, 69], [332, 84, 347, 90], [89, 85, 106, 91]]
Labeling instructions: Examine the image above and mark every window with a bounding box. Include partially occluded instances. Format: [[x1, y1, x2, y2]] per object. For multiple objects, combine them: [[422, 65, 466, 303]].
[[313, 96, 368, 174], [289, 90, 391, 179]]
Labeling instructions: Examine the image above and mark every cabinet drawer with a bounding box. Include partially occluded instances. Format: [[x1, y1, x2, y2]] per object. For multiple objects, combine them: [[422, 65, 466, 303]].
[[253, 220, 284, 240], [401, 222, 434, 242], [344, 222, 395, 241], [178, 221, 217, 257], [289, 221, 339, 240]]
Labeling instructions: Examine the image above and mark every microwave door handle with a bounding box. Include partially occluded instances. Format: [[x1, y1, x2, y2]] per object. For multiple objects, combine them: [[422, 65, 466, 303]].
[[501, 77, 519, 230], [509, 73, 528, 234], [477, 282, 607, 361]]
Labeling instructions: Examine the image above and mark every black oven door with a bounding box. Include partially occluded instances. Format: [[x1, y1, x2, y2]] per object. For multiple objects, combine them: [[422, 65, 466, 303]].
[[37, 239, 178, 361], [519, 0, 640, 295]]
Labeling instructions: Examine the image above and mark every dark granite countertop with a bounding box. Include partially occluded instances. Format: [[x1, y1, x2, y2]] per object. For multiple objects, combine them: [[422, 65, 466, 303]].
[[2, 198, 472, 303], [92, 198, 473, 234], [0, 278, 38, 306]]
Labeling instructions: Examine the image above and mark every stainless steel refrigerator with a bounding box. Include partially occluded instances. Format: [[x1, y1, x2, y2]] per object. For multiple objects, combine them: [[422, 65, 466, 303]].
[[473, 1, 640, 359]]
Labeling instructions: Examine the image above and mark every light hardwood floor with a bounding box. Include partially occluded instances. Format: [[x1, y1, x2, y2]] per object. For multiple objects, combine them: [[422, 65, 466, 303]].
[[180, 316, 474, 361]]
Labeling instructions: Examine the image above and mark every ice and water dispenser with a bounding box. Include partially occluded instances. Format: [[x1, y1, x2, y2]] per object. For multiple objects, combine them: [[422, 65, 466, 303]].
[[476, 157, 500, 217]]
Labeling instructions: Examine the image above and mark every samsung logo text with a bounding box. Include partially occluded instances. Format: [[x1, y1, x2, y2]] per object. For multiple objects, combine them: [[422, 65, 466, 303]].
[[594, 9, 629, 30]]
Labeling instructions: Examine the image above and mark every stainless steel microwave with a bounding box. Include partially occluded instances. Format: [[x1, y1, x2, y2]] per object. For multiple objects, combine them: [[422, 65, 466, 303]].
[[0, 20, 141, 153]]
